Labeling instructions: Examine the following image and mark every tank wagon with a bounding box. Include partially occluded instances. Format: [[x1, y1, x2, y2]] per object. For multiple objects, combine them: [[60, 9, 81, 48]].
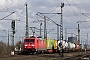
[[57, 40, 80, 52]]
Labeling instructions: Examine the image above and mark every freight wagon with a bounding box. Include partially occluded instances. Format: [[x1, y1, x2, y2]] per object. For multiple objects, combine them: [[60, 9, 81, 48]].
[[57, 40, 80, 52], [46, 38, 57, 53]]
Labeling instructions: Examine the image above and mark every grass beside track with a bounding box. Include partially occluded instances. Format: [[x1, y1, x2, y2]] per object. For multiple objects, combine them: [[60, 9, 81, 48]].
[[0, 46, 3, 54]]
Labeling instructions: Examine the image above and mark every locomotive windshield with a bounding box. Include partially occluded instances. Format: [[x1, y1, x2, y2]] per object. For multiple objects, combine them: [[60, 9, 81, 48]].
[[25, 39, 35, 43]]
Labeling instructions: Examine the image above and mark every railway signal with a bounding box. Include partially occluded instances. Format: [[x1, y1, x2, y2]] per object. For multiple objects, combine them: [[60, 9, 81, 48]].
[[11, 20, 15, 34], [11, 20, 15, 30]]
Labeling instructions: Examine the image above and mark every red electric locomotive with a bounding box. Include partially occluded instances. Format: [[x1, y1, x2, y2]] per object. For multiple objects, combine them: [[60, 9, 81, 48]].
[[23, 36, 46, 54]]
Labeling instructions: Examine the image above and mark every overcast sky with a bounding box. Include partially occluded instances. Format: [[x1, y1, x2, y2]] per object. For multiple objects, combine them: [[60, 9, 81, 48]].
[[0, 0, 90, 45]]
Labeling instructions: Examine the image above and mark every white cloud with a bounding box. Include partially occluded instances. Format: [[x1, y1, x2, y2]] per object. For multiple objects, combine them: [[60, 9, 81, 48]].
[[0, 24, 4, 29], [0, 0, 26, 8], [39, 6, 46, 9], [0, 0, 6, 5], [8, 0, 11, 3]]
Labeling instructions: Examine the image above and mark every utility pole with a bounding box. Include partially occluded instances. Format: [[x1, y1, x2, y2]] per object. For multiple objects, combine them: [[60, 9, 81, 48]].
[[44, 16, 47, 39], [65, 28, 67, 40], [25, 3, 29, 38], [60, 2, 64, 42], [78, 23, 80, 45], [77, 21, 89, 45], [57, 24, 60, 41], [12, 30, 14, 51], [40, 23, 42, 37], [8, 30, 9, 46], [86, 33, 88, 46], [60, 2, 64, 57]]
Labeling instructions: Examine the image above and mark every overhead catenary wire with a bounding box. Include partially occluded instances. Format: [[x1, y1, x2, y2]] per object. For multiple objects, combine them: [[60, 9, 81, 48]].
[[49, 3, 60, 13], [66, 29, 77, 36], [48, 9, 60, 18], [0, 4, 36, 19], [66, 0, 80, 20], [36, 12, 59, 25], [82, 13, 90, 21], [66, 0, 90, 32], [71, 0, 90, 31], [47, 3, 61, 18], [0, 3, 37, 23], [0, 3, 25, 13], [0, 3, 26, 20], [0, 5, 11, 12], [0, 12, 15, 20], [71, 0, 90, 22]]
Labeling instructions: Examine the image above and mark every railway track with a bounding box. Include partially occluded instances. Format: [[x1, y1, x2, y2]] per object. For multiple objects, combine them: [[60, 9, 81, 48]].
[[28, 51, 90, 60], [37, 51, 90, 60], [0, 51, 90, 60], [63, 54, 90, 60], [63, 51, 90, 60]]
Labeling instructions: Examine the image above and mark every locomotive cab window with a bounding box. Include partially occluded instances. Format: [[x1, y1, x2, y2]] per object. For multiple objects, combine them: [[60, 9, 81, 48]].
[[25, 39, 35, 43]]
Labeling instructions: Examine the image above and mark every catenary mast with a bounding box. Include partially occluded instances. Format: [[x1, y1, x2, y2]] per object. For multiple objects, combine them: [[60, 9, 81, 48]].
[[25, 3, 29, 38]]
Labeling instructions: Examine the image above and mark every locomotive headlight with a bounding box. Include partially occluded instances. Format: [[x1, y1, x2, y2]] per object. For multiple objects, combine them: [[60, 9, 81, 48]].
[[25, 45, 28, 46], [32, 44, 34, 46], [15, 47, 16, 49], [20, 48, 22, 51]]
